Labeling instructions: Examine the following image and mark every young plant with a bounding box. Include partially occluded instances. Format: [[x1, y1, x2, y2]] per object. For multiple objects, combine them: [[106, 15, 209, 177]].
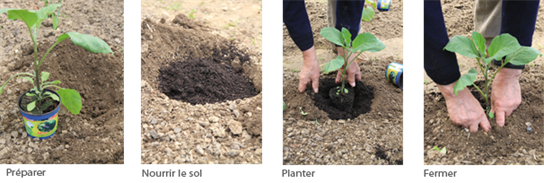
[[427, 146, 447, 155], [361, 0, 377, 22], [0, 2, 113, 115], [320, 27, 385, 95], [444, 31, 542, 118]]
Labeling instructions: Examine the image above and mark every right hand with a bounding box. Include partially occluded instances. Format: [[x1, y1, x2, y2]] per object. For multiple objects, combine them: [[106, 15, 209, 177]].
[[298, 46, 320, 93], [335, 47, 361, 87], [437, 81, 491, 132]]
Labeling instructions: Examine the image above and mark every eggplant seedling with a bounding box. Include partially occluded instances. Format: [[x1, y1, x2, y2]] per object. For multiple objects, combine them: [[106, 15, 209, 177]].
[[299, 107, 308, 116], [444, 31, 542, 118], [427, 146, 447, 155], [320, 27, 385, 96], [0, 1, 113, 115]]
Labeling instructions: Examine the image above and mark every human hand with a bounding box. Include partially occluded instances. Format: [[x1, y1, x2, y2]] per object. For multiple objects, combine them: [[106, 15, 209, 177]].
[[490, 68, 522, 127], [335, 47, 361, 87], [298, 46, 320, 93], [437, 81, 491, 132]]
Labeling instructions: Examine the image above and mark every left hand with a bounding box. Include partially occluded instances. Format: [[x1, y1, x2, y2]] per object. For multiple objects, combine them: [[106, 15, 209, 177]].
[[490, 68, 522, 127]]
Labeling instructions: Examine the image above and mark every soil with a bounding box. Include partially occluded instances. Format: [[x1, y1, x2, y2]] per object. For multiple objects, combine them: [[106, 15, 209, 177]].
[[141, 0, 262, 164], [283, 0, 403, 165], [20, 94, 60, 115], [315, 79, 374, 120], [0, 0, 124, 164], [423, 0, 544, 165], [328, 85, 356, 112], [158, 46, 258, 105]]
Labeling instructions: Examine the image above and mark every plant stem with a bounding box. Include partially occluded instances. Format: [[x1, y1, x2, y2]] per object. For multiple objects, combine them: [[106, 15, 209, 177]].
[[32, 36, 42, 101], [339, 47, 365, 92], [341, 48, 352, 91], [484, 62, 489, 113]]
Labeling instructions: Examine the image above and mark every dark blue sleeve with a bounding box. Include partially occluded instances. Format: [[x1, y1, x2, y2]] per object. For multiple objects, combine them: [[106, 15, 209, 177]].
[[493, 0, 540, 69], [500, 0, 540, 47], [283, 0, 314, 51], [424, 0, 460, 85]]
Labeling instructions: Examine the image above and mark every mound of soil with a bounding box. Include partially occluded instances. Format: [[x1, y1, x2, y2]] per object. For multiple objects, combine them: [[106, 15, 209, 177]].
[[158, 51, 257, 105], [311, 78, 374, 120], [141, 10, 262, 164], [0, 0, 124, 164]]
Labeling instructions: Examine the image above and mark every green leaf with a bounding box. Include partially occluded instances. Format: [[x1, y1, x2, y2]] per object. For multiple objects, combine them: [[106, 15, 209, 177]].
[[428, 146, 440, 153], [0, 8, 17, 14], [361, 6, 375, 22], [5, 9, 38, 25], [6, 4, 61, 45], [283, 101, 286, 111], [488, 112, 494, 119], [505, 46, 543, 66], [27, 101, 37, 111], [25, 92, 37, 97], [352, 32, 386, 53], [453, 68, 477, 95], [488, 33, 521, 61], [56, 32, 113, 55], [483, 57, 494, 64], [41, 71, 50, 82], [42, 80, 61, 86], [444, 35, 479, 58], [440, 147, 447, 154], [323, 55, 344, 74], [57, 88, 82, 115], [18, 76, 34, 83], [1, 73, 34, 95], [52, 1, 62, 30], [44, 91, 59, 101], [320, 27, 344, 47], [299, 107, 308, 116], [344, 88, 348, 93], [471, 31, 486, 57], [341, 27, 352, 47]]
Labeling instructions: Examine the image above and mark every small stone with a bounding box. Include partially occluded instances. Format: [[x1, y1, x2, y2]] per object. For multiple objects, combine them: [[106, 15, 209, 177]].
[[209, 116, 219, 123], [21, 132, 27, 138], [232, 109, 240, 117], [229, 102, 237, 111], [196, 145, 204, 155], [27, 148, 33, 154], [211, 124, 226, 138], [242, 130, 251, 141], [338, 120, 346, 124], [228, 120, 243, 135], [228, 150, 239, 157], [174, 127, 181, 133], [525, 122, 531, 127], [115, 38, 121, 44], [198, 121, 210, 127], [141, 80, 147, 88], [150, 130, 159, 139], [150, 117, 157, 125], [10, 131, 18, 138], [527, 126, 532, 132]]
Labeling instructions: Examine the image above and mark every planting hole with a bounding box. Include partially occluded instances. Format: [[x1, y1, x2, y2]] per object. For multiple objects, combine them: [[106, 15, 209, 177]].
[[158, 43, 258, 105], [311, 78, 374, 120]]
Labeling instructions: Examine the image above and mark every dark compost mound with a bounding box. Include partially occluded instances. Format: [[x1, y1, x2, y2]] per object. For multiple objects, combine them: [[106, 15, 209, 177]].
[[158, 57, 258, 105]]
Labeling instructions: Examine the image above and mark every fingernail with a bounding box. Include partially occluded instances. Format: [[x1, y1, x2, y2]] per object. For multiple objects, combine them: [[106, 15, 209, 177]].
[[350, 82, 355, 87], [314, 88, 318, 93]]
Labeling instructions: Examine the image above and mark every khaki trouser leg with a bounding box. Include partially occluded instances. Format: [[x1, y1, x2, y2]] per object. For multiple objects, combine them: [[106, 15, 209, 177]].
[[474, 0, 502, 47]]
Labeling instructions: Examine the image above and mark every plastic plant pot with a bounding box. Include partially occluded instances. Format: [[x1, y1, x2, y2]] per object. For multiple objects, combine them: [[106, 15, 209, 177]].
[[17, 89, 61, 139]]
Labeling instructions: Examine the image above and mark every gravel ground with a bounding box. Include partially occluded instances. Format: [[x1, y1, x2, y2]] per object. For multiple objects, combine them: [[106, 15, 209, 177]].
[[141, 81, 262, 164]]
